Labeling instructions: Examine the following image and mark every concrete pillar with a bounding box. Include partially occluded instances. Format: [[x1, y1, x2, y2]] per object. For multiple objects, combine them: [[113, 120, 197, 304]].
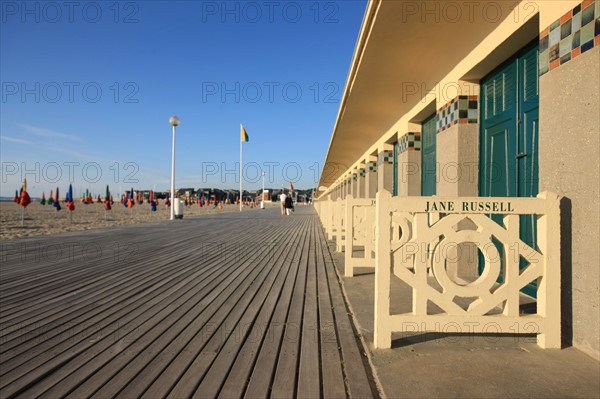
[[540, 46, 599, 359], [435, 85, 480, 284], [346, 177, 352, 197], [397, 129, 422, 196], [436, 88, 479, 197], [357, 166, 366, 199], [352, 172, 358, 197], [377, 144, 394, 193], [365, 156, 377, 198]]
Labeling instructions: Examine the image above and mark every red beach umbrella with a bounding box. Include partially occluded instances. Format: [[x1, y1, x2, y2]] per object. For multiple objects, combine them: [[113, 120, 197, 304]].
[[104, 190, 112, 211], [66, 184, 75, 211], [19, 179, 31, 208], [127, 188, 135, 208], [40, 192, 46, 205], [13, 190, 18, 203]]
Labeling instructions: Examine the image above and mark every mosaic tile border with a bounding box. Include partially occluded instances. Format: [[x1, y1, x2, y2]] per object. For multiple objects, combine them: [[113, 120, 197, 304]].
[[367, 161, 377, 172], [540, 0, 600, 76], [377, 150, 394, 165], [436, 95, 479, 133], [352, 173, 358, 181], [359, 168, 366, 177], [398, 132, 421, 154]]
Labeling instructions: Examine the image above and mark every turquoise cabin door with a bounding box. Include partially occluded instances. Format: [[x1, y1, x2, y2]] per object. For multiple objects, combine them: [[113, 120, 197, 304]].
[[480, 40, 539, 297], [421, 113, 437, 196]]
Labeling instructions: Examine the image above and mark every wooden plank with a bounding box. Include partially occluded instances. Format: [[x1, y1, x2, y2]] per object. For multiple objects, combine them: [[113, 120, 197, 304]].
[[317, 223, 374, 398], [269, 219, 311, 399], [297, 222, 321, 398], [314, 220, 347, 399]]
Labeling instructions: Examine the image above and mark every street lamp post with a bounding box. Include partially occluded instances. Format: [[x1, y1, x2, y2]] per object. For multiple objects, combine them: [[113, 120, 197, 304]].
[[169, 116, 180, 221], [261, 171, 266, 209]]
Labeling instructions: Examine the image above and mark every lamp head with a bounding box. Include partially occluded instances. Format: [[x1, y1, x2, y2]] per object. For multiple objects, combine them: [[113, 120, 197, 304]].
[[169, 116, 180, 127]]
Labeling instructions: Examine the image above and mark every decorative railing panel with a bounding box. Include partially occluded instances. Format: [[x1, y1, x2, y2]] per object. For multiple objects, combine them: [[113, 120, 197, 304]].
[[344, 196, 376, 277], [374, 190, 561, 349], [332, 198, 346, 252]]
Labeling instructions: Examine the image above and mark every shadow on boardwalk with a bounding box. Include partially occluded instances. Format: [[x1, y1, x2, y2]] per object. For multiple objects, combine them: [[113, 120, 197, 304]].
[[0, 206, 378, 398]]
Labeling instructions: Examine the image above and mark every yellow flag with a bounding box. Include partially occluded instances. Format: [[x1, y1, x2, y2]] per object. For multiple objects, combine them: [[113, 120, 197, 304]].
[[241, 124, 249, 142]]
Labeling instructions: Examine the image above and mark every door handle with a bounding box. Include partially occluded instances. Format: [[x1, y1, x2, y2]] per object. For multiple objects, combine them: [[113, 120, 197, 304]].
[[516, 152, 527, 159]]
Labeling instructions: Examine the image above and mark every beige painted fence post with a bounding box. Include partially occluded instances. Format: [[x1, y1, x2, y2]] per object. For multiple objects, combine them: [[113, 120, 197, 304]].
[[374, 190, 392, 349], [537, 191, 561, 348]]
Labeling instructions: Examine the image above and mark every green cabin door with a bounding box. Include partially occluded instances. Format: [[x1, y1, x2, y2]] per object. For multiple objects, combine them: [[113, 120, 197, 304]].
[[480, 40, 539, 297], [421, 113, 437, 196]]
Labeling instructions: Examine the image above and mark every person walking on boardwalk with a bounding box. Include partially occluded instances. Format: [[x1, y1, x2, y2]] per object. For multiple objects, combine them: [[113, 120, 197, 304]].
[[280, 190, 287, 216], [284, 194, 294, 216]]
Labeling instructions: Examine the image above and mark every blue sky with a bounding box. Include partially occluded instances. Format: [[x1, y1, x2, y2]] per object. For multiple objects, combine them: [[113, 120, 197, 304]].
[[0, 1, 366, 197]]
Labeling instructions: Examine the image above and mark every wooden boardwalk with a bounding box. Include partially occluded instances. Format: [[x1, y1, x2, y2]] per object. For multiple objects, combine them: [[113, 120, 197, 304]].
[[0, 206, 375, 398]]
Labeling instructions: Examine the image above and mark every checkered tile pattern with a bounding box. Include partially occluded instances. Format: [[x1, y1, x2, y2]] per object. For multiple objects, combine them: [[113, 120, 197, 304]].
[[398, 132, 421, 154], [540, 0, 600, 75], [377, 150, 394, 165], [367, 162, 377, 172], [437, 95, 479, 133]]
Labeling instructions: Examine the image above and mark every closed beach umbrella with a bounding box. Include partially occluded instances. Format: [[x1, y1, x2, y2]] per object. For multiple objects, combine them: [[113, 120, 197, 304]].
[[165, 192, 170, 207], [18, 179, 31, 226], [53, 187, 61, 211], [13, 190, 18, 203], [40, 192, 46, 205], [104, 185, 112, 211], [19, 179, 31, 208], [66, 184, 75, 211], [150, 190, 157, 212], [127, 188, 135, 208], [48, 189, 54, 203]]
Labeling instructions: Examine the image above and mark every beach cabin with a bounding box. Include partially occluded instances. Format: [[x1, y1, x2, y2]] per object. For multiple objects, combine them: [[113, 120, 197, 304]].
[[315, 0, 599, 360]]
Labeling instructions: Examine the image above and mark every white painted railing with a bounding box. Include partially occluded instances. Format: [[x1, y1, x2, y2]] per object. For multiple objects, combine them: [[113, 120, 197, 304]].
[[344, 196, 376, 277], [374, 190, 561, 349]]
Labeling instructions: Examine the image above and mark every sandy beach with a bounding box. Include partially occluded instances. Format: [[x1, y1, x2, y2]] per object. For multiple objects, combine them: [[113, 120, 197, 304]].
[[0, 200, 280, 240]]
